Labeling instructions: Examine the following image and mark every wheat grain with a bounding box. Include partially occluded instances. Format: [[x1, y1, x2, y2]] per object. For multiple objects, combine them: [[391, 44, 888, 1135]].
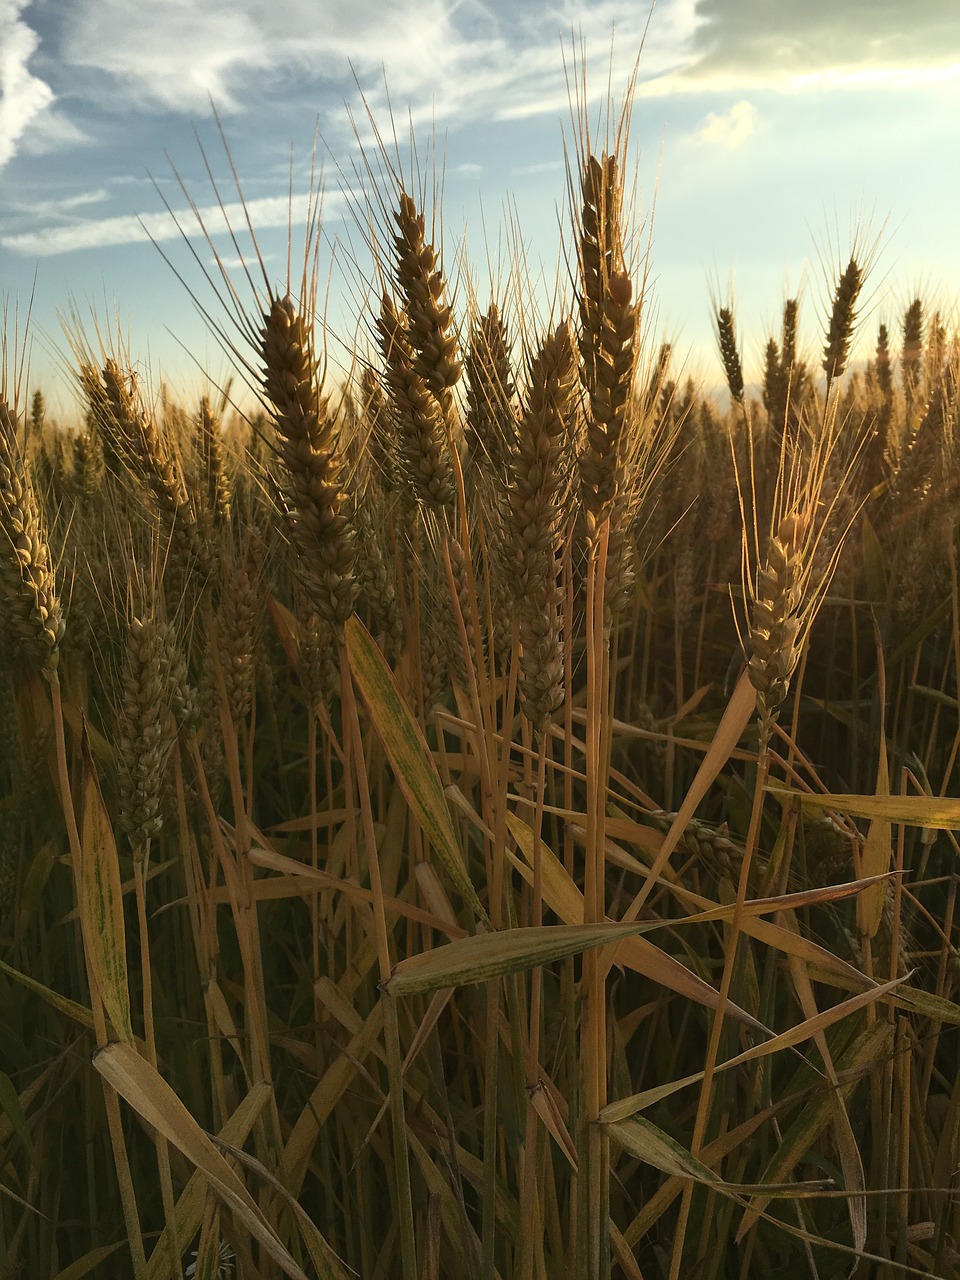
[[902, 297, 924, 400], [100, 360, 213, 595], [198, 396, 231, 528], [217, 544, 261, 724]]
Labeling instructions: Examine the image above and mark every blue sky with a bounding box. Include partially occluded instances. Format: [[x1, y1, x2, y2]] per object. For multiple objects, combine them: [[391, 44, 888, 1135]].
[[1, 0, 959, 414]]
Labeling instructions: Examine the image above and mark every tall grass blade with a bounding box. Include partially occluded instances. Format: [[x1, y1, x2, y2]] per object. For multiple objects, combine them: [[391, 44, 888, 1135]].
[[93, 1043, 311, 1280], [79, 726, 133, 1045], [386, 922, 652, 996], [345, 614, 488, 923]]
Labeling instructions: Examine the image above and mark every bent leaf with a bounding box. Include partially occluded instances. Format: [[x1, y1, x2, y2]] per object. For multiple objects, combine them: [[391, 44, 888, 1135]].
[[618, 666, 756, 925], [506, 811, 763, 1029], [386, 923, 650, 996], [0, 1071, 33, 1161], [507, 812, 890, 1015], [93, 1043, 309, 1280], [345, 615, 487, 923], [600, 971, 905, 1124], [608, 1115, 725, 1185], [769, 786, 960, 830], [736, 1019, 893, 1241], [53, 1244, 127, 1279], [0, 958, 94, 1028], [608, 1116, 832, 1197], [146, 1083, 273, 1280]]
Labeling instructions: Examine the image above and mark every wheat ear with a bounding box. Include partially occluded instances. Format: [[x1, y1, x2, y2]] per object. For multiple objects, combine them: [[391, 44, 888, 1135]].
[[465, 303, 516, 477], [747, 513, 807, 748], [822, 256, 864, 389], [100, 360, 213, 590], [577, 153, 638, 525], [260, 294, 359, 627], [0, 399, 66, 676], [376, 293, 456, 513], [510, 321, 576, 727], [392, 190, 462, 419], [716, 306, 745, 405]]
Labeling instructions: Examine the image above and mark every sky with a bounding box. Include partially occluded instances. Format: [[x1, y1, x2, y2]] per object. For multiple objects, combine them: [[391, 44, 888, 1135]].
[[1, 0, 959, 415]]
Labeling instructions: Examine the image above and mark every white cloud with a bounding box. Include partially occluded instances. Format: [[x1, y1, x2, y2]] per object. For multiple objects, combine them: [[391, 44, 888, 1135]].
[[688, 99, 756, 148], [59, 0, 471, 115], [62, 2, 265, 114], [213, 251, 275, 270], [6, 188, 109, 219], [511, 159, 565, 176], [1, 189, 344, 257], [790, 62, 960, 91], [16, 105, 90, 156], [545, 0, 703, 72], [56, 0, 695, 129], [0, 1, 55, 169]]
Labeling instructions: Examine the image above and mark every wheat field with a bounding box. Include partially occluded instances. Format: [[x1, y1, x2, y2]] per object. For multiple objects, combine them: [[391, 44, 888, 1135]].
[[1, 84, 959, 1280]]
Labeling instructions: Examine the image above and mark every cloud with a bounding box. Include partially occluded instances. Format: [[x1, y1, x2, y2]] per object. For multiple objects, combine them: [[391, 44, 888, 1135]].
[[688, 100, 756, 148], [55, 0, 695, 127], [2, 1, 698, 172], [60, 2, 265, 114], [16, 105, 90, 156], [213, 251, 275, 271], [1, 189, 344, 257], [511, 159, 565, 176], [0, 1, 55, 169], [58, 0, 471, 115], [48, 0, 957, 168], [12, 0, 954, 204], [679, 0, 960, 88], [6, 188, 109, 219]]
